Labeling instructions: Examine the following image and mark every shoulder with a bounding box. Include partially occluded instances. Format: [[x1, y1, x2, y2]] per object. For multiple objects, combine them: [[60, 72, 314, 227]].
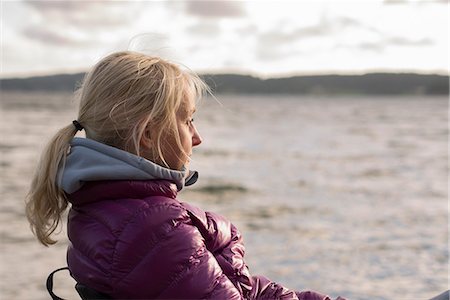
[[116, 195, 193, 247], [69, 193, 187, 235]]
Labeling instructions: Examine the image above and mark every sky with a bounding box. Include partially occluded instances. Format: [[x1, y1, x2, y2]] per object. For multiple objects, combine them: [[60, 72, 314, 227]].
[[1, 0, 449, 78]]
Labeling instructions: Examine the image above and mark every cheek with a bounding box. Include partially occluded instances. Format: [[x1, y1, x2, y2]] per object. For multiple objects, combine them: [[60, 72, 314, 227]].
[[179, 127, 193, 149], [173, 123, 191, 152]]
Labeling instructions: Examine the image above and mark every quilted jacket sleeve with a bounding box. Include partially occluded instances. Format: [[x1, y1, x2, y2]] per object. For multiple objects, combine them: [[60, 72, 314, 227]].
[[182, 202, 346, 300], [249, 275, 346, 300]]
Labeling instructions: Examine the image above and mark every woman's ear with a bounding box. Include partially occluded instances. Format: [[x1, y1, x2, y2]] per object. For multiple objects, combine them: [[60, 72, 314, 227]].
[[140, 129, 153, 150], [139, 129, 158, 162]]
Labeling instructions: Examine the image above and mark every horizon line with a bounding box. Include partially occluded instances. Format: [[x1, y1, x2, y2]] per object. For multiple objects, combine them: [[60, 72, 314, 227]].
[[1, 69, 449, 80]]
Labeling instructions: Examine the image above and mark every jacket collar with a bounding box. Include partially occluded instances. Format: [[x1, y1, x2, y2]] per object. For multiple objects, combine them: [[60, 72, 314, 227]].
[[57, 137, 198, 194]]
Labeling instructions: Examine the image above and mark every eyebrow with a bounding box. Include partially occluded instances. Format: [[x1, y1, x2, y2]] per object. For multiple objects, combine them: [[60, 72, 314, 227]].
[[187, 107, 196, 115], [178, 106, 196, 118]]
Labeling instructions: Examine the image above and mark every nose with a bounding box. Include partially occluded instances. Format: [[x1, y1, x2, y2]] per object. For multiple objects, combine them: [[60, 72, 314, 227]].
[[192, 125, 202, 147]]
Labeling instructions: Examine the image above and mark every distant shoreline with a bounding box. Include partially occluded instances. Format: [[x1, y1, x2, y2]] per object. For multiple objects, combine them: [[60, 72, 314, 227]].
[[1, 72, 448, 95]]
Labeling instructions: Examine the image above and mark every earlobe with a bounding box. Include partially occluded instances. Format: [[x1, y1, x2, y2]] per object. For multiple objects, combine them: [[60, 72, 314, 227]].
[[140, 130, 153, 150], [139, 131, 158, 162]]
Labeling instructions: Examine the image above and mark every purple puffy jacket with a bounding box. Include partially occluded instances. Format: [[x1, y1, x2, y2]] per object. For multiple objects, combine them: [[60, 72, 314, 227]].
[[66, 179, 340, 300]]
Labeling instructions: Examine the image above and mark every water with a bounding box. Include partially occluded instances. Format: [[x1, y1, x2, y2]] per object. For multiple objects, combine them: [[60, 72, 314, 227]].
[[0, 92, 448, 299]]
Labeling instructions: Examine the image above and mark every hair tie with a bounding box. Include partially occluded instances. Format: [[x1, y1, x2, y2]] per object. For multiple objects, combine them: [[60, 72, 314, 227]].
[[72, 120, 84, 131]]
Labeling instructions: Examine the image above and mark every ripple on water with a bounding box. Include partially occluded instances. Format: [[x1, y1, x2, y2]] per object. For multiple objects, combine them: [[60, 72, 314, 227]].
[[192, 183, 248, 194]]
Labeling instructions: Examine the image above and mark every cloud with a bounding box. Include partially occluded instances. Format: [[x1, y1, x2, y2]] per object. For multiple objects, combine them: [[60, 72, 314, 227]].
[[187, 21, 222, 36], [386, 36, 433, 46], [23, 1, 141, 29], [354, 42, 385, 52], [256, 45, 302, 61], [185, 1, 246, 18], [258, 15, 366, 45], [253, 10, 435, 62], [384, 0, 449, 4], [257, 24, 323, 47], [24, 0, 96, 11], [337, 36, 434, 53], [237, 24, 258, 36], [254, 15, 367, 60], [19, 1, 146, 48], [22, 26, 88, 46]]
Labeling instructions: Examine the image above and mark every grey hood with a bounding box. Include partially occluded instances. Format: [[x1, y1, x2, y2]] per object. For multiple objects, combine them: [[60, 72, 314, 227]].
[[57, 137, 198, 194]]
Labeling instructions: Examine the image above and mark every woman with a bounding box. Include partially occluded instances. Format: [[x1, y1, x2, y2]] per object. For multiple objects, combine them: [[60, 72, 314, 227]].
[[26, 51, 345, 299]]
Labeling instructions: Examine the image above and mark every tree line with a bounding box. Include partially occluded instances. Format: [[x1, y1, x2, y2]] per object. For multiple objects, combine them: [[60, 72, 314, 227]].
[[1, 72, 448, 95]]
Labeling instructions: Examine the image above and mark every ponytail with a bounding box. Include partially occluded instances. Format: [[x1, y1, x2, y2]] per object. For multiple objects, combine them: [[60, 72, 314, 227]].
[[25, 124, 77, 246]]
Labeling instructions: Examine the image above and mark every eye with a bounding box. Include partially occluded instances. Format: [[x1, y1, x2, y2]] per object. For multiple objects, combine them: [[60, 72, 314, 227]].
[[186, 118, 194, 125]]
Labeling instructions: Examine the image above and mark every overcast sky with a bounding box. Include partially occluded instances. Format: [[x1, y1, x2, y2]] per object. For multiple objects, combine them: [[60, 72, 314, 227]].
[[1, 0, 448, 78]]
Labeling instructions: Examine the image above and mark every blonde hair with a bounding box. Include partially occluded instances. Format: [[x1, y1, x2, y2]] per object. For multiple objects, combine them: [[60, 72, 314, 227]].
[[25, 51, 209, 246]]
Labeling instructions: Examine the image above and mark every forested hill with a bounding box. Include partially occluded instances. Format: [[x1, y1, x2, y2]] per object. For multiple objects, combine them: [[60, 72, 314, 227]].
[[1, 72, 448, 95]]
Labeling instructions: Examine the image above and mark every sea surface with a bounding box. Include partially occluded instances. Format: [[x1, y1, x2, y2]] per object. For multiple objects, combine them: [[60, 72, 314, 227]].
[[0, 92, 448, 300]]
